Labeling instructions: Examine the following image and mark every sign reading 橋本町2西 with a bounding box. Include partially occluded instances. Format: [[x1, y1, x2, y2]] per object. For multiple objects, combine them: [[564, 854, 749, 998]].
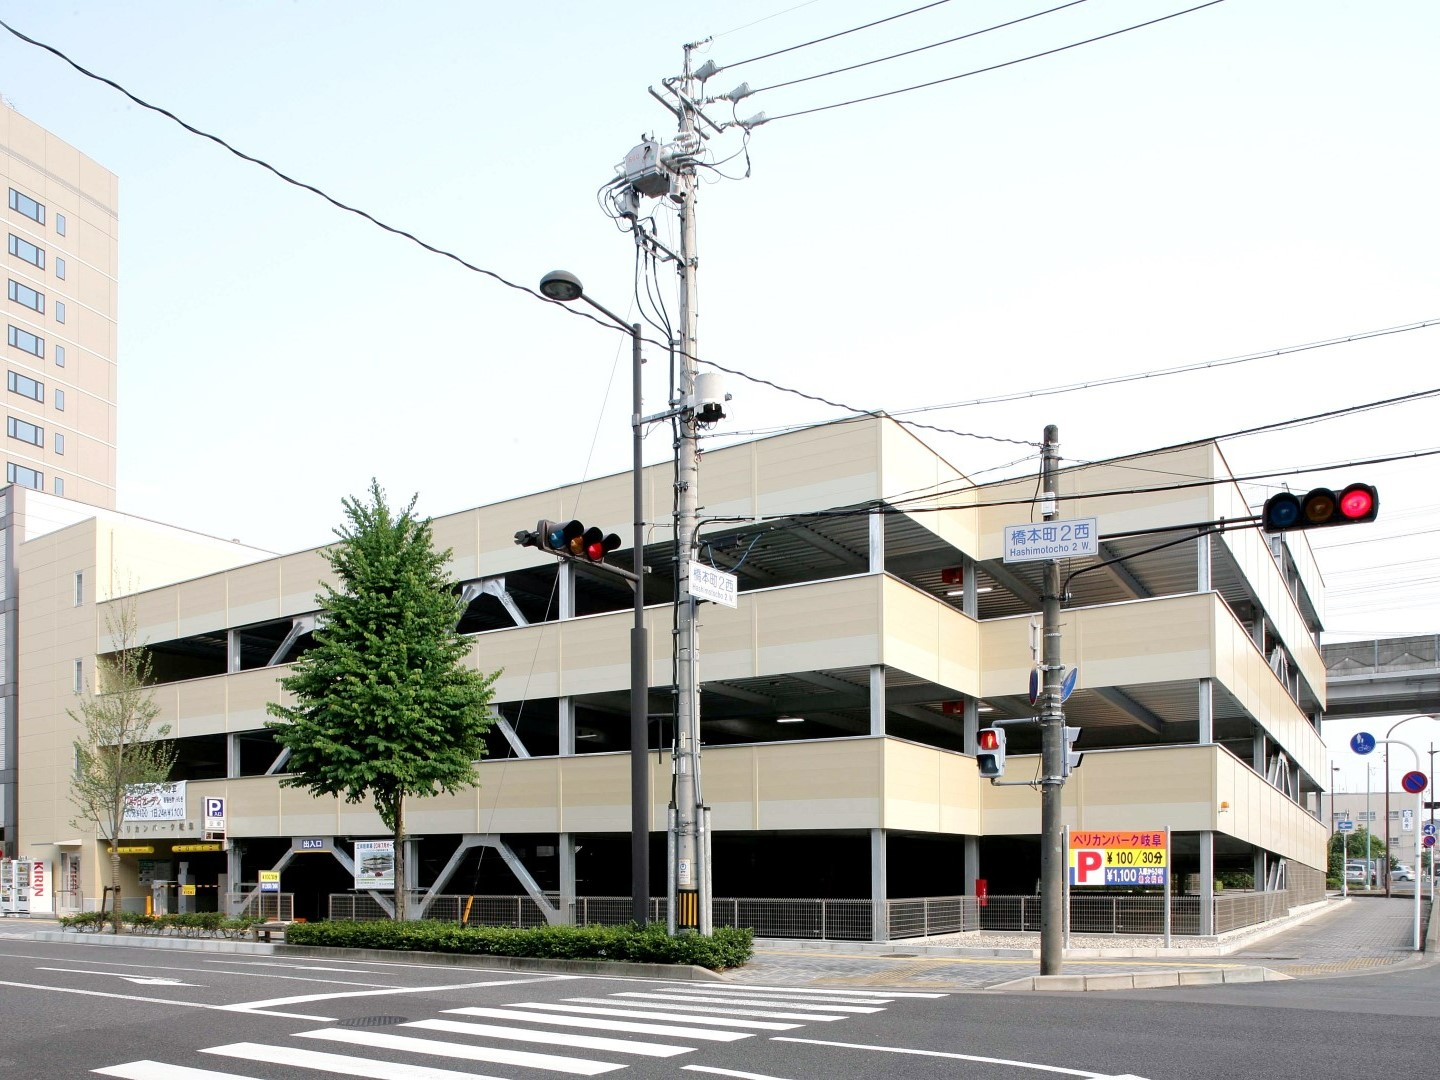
[[1003, 518, 1099, 564], [1069, 829, 1168, 887]]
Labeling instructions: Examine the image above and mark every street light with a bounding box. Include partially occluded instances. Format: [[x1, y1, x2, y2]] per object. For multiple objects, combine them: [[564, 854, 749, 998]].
[[1381, 713, 1439, 900], [539, 269, 649, 928]]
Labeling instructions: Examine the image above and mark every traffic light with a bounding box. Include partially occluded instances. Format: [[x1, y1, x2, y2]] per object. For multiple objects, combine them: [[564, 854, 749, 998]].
[[1262, 484, 1378, 532], [513, 519, 622, 564], [1063, 725, 1083, 777], [977, 727, 1007, 779]]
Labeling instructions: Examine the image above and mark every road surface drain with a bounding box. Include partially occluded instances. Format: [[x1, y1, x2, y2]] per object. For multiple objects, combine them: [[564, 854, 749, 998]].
[[335, 1016, 409, 1028]]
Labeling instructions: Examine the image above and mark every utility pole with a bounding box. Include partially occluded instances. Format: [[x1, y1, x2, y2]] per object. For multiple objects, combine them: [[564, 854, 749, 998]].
[[670, 41, 708, 935], [1039, 424, 1064, 975]]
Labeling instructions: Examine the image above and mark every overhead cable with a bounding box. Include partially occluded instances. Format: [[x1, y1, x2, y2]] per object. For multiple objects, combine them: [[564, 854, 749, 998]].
[[762, 0, 1230, 124], [722, 0, 957, 71]]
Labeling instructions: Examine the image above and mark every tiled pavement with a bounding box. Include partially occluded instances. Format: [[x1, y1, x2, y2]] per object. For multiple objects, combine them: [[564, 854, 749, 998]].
[[726, 895, 1436, 991]]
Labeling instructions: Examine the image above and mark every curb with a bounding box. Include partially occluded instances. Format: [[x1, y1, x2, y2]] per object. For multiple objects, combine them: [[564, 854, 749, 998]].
[[31, 930, 726, 982], [988, 965, 1291, 992]]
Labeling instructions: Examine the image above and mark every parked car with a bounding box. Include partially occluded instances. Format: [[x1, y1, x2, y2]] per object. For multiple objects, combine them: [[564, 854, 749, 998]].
[[1344, 862, 1375, 884], [1393, 865, 1416, 881]]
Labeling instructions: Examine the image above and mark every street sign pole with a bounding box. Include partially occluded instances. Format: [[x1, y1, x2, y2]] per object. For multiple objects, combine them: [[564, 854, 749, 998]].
[[1352, 732, 1425, 950]]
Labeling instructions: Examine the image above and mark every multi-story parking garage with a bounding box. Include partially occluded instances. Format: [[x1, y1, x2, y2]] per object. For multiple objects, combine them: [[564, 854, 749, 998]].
[[15, 415, 1330, 936]]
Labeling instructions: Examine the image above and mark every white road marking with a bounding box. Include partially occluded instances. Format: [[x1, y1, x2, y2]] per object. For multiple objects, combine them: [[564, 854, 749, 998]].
[[505, 1000, 802, 1029], [705, 984, 945, 999], [446, 1005, 753, 1042], [682, 1067, 794, 1080], [6, 951, 400, 987], [409, 1017, 693, 1056], [556, 996, 844, 1022], [773, 1037, 1155, 1078], [0, 978, 331, 1020], [37, 967, 201, 987], [94, 1061, 261, 1078], [220, 974, 570, 1013], [204, 1041, 515, 1078], [613, 991, 882, 1013], [294, 1027, 625, 1075]]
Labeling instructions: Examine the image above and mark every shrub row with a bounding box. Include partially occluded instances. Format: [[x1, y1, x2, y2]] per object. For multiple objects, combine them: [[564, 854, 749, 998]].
[[59, 910, 264, 937], [284, 920, 753, 971]]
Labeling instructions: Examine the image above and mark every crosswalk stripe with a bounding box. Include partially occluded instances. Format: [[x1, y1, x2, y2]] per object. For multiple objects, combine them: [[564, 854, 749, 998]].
[[293, 1028, 624, 1075], [504, 1001, 802, 1030], [612, 992, 882, 1013], [712, 984, 945, 999], [202, 1041, 512, 1078], [554, 997, 843, 1022], [445, 1006, 753, 1042], [672, 986, 896, 1003], [94, 1062, 258, 1079], [408, 1018, 693, 1057]]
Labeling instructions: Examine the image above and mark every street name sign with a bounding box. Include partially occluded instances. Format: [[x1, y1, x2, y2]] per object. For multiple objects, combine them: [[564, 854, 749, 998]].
[[1003, 518, 1099, 564]]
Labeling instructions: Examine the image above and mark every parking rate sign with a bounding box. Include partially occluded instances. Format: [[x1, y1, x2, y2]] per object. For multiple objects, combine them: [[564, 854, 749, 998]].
[[1070, 829, 1168, 886]]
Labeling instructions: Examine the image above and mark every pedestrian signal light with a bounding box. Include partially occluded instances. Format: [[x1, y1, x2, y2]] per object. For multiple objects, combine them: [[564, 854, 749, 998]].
[[977, 727, 1007, 779], [1262, 483, 1377, 532]]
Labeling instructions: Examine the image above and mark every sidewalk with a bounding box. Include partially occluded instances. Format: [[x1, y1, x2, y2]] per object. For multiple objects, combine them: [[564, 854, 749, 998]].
[[725, 894, 1437, 992]]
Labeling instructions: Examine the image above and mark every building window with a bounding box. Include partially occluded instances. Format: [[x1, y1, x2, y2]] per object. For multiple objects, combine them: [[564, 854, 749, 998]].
[[55, 213, 66, 237], [75, 570, 84, 606], [53, 475, 63, 496], [7, 371, 43, 402], [8, 417, 44, 446], [73, 658, 83, 693], [8, 189, 44, 225], [7, 325, 43, 357], [54, 432, 63, 455], [7, 234, 43, 270], [55, 257, 66, 281], [7, 280, 43, 313], [54, 344, 64, 367], [54, 301, 65, 324], [6, 462, 42, 490], [54, 388, 64, 411]]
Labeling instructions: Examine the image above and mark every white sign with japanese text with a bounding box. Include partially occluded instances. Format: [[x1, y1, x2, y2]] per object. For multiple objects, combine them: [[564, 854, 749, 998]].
[[123, 781, 187, 821], [1003, 518, 1100, 564]]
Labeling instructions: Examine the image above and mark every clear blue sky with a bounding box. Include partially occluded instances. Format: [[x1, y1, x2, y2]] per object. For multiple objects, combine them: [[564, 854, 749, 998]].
[[2, 1, 1436, 782]]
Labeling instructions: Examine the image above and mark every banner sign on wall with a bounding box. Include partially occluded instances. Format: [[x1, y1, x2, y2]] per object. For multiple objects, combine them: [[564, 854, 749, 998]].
[[123, 781, 187, 821], [1069, 829, 1168, 886], [353, 840, 395, 890]]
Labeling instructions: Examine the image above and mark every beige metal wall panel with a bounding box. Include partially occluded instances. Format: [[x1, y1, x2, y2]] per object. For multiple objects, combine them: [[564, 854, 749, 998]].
[[473, 757, 567, 833], [277, 549, 331, 618], [152, 667, 287, 738], [881, 576, 979, 695], [980, 594, 1214, 700], [223, 562, 287, 631], [878, 422, 977, 555], [1218, 522, 1326, 706], [1211, 606, 1325, 782], [1214, 748, 1326, 866], [748, 738, 883, 830], [882, 738, 979, 833], [727, 577, 882, 682], [173, 574, 230, 642]]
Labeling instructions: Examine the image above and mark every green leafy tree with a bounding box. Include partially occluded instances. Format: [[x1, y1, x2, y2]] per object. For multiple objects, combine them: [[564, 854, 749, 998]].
[[69, 601, 175, 933], [1327, 825, 1386, 885], [266, 481, 498, 920]]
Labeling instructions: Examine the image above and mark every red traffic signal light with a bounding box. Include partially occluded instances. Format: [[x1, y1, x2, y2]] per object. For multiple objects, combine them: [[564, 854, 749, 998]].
[[977, 726, 1007, 779], [513, 519, 621, 565], [1262, 483, 1378, 532]]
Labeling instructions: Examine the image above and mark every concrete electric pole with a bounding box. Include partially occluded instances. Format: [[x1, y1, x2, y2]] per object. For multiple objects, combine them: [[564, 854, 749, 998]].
[[1039, 424, 1065, 974]]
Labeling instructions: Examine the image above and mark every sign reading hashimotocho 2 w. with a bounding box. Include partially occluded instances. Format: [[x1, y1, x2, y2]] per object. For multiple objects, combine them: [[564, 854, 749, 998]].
[[1004, 518, 1100, 564]]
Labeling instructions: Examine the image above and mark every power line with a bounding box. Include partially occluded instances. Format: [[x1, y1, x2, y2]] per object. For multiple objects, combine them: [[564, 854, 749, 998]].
[[762, 0, 1230, 124], [887, 318, 1440, 417], [0, 17, 1031, 449], [749, 1, 1092, 96], [723, 0, 957, 71]]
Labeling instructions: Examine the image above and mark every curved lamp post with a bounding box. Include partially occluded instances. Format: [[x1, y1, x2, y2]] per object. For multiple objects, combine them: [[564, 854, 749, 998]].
[[539, 270, 650, 928]]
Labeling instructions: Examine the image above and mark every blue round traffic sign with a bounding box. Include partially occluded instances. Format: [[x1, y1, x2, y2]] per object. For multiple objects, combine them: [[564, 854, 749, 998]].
[[1424, 821, 1438, 837], [1401, 770, 1428, 794], [1351, 732, 1377, 755]]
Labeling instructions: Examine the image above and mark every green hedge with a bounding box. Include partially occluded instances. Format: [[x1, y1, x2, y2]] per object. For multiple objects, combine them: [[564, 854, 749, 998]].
[[284, 920, 753, 971]]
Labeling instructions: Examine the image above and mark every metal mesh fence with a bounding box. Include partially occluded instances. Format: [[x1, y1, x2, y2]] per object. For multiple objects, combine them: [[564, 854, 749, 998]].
[[226, 891, 294, 922], [323, 889, 1299, 940]]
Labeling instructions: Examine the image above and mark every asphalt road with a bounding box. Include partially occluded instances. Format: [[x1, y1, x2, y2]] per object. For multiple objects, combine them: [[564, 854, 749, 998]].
[[1, 931, 1435, 1079]]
